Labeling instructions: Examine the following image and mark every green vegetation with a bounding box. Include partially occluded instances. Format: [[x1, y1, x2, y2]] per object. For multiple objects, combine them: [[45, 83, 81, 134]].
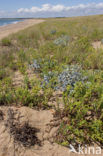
[[1, 37, 12, 46], [57, 79, 103, 147], [0, 15, 103, 148]]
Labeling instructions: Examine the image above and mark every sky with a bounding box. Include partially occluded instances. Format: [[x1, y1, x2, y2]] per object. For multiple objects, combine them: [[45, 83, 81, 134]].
[[0, 0, 103, 18]]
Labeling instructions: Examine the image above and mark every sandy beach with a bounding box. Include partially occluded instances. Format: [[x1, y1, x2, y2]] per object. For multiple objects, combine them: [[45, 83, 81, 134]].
[[0, 19, 45, 40]]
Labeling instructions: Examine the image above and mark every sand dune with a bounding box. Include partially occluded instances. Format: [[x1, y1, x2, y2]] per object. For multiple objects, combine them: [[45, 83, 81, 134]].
[[0, 19, 45, 40]]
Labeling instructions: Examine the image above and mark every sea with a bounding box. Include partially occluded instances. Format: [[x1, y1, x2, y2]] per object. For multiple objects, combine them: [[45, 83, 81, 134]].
[[0, 18, 24, 26]]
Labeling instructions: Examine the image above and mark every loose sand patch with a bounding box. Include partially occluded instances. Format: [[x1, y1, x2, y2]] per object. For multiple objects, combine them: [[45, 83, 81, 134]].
[[92, 41, 103, 49]]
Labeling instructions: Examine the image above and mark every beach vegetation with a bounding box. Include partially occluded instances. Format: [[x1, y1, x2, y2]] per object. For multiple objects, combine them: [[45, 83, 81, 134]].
[[0, 15, 103, 148], [1, 37, 12, 46]]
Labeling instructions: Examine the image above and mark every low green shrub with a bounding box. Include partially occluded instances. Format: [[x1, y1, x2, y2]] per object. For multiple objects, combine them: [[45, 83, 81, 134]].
[[0, 69, 8, 80], [56, 81, 103, 147], [0, 78, 14, 105], [30, 86, 53, 109], [18, 50, 28, 63], [15, 87, 33, 106], [9, 62, 18, 71], [17, 61, 27, 74], [1, 38, 12, 46], [14, 83, 53, 109]]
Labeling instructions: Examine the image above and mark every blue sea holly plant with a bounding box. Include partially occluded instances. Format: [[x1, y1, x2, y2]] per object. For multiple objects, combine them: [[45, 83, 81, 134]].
[[53, 35, 70, 46]]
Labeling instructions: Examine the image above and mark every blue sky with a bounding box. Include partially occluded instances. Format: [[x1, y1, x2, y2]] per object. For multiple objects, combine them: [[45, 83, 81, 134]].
[[0, 0, 103, 11], [0, 0, 103, 18]]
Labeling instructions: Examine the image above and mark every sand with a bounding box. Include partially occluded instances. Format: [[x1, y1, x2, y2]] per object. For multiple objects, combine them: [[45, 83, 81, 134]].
[[92, 41, 103, 49], [0, 19, 45, 40]]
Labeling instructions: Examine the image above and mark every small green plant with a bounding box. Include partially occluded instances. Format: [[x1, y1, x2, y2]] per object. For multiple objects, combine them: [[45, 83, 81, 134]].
[[15, 87, 33, 106], [0, 69, 8, 80], [18, 50, 27, 63], [9, 62, 18, 71], [0, 78, 14, 105], [23, 75, 31, 89], [1, 38, 12, 46], [17, 61, 27, 74]]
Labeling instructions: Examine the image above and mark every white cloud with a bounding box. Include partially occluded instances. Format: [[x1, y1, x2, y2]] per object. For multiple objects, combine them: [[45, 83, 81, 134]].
[[17, 4, 65, 13], [51, 5, 65, 12], [17, 3, 103, 13], [41, 4, 51, 12], [1, 3, 103, 18], [96, 3, 103, 8]]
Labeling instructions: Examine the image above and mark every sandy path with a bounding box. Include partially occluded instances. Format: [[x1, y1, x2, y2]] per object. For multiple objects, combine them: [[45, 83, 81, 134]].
[[0, 19, 45, 40]]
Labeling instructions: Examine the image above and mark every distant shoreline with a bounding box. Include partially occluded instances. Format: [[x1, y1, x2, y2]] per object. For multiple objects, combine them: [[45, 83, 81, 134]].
[[0, 19, 45, 40]]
